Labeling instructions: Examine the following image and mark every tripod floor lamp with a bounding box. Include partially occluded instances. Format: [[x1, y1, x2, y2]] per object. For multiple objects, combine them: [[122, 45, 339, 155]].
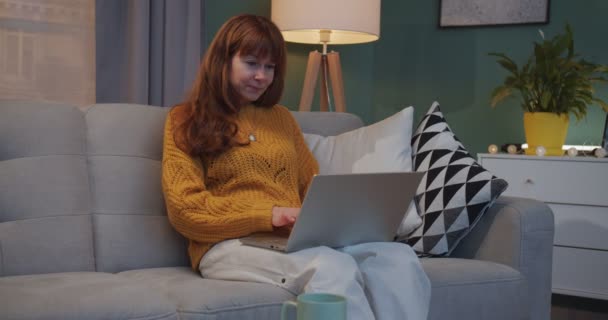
[[271, 0, 381, 112]]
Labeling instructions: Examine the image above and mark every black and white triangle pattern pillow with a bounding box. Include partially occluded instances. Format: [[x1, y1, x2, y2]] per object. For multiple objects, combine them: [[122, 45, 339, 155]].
[[403, 102, 508, 256]]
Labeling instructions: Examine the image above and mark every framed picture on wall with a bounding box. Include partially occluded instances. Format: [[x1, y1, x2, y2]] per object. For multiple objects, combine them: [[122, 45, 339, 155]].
[[439, 0, 550, 28]]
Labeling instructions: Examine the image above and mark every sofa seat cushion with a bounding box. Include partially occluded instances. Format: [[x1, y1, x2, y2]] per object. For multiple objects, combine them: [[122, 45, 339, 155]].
[[0, 272, 178, 320], [422, 258, 527, 320], [118, 267, 294, 320]]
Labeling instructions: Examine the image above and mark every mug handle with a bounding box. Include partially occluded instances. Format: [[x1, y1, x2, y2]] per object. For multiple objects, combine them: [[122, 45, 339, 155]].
[[281, 301, 297, 320]]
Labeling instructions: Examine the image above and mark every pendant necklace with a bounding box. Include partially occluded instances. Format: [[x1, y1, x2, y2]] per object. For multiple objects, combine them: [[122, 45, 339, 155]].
[[247, 107, 258, 142]]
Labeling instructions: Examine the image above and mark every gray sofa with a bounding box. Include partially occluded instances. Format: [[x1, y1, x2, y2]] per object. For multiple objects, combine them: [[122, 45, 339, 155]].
[[0, 101, 554, 320]]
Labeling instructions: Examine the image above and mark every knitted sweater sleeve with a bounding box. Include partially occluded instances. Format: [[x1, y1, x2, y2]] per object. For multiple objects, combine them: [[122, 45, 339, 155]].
[[161, 112, 274, 243]]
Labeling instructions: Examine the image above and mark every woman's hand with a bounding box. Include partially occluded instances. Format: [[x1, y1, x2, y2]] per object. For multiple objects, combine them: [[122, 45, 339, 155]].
[[271, 207, 300, 227]]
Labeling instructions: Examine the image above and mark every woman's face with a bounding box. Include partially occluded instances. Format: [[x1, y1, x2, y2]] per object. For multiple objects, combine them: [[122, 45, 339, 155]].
[[230, 52, 275, 105]]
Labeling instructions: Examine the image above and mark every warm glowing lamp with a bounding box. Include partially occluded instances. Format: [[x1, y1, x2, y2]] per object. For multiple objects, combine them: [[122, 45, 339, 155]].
[[271, 0, 381, 112]]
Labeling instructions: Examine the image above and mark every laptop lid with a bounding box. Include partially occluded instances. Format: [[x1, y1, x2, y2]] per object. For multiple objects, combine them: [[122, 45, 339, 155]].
[[285, 172, 423, 252]]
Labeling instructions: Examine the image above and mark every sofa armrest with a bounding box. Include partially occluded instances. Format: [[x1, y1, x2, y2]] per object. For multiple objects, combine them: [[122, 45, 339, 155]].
[[451, 196, 554, 320]]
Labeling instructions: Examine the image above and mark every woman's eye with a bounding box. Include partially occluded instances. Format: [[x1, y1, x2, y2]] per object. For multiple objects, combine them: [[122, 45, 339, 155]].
[[265, 65, 276, 70], [245, 61, 258, 67]]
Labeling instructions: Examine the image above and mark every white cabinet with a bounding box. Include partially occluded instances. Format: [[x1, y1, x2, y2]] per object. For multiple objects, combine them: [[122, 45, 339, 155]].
[[478, 153, 608, 300]]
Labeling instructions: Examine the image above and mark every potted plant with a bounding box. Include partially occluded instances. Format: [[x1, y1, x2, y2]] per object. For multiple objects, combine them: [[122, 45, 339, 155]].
[[489, 23, 608, 156]]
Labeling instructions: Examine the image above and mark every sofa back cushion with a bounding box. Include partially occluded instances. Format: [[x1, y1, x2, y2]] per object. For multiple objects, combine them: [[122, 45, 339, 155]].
[[0, 102, 365, 276], [0, 100, 95, 276], [85, 104, 189, 272], [291, 111, 364, 136], [86, 106, 363, 273]]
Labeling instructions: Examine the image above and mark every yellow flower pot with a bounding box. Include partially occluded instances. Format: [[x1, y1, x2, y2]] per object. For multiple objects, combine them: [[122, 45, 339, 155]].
[[523, 112, 569, 156]]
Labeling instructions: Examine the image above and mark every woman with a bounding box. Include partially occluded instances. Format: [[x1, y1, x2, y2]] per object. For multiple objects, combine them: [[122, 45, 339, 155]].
[[162, 14, 430, 320]]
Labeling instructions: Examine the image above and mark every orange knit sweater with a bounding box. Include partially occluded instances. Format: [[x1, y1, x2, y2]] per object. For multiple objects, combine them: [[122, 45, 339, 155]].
[[161, 104, 319, 270]]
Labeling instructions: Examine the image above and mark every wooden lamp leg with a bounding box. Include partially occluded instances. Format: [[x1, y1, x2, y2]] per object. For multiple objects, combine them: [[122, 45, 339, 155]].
[[299, 51, 321, 112], [319, 54, 330, 112], [327, 51, 346, 112], [298, 50, 347, 112]]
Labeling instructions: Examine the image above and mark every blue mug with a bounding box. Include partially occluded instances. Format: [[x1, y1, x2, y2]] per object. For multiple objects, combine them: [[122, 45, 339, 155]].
[[281, 293, 347, 320]]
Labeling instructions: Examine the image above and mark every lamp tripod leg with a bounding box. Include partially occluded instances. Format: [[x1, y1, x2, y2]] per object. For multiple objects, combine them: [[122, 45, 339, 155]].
[[327, 51, 346, 112], [298, 50, 347, 112], [320, 54, 330, 112], [299, 51, 321, 112]]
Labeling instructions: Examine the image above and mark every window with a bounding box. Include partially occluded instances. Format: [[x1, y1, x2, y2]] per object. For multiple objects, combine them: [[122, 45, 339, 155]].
[[1, 30, 33, 80], [0, 0, 95, 106]]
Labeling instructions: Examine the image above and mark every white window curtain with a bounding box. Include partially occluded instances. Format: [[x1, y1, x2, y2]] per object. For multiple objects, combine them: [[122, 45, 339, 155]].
[[0, 0, 95, 106]]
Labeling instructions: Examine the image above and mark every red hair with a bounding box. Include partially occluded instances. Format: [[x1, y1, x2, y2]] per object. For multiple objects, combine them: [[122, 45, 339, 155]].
[[173, 14, 286, 157]]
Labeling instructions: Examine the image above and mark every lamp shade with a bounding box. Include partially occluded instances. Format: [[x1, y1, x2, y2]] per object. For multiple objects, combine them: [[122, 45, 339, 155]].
[[271, 0, 381, 45]]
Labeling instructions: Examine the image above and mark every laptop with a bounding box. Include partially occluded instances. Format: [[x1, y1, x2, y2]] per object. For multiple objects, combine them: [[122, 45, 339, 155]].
[[240, 171, 424, 253]]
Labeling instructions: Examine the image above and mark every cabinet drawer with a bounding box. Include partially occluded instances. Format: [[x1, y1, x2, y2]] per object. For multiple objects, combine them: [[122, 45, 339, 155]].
[[480, 157, 608, 206], [552, 246, 608, 300], [551, 204, 608, 250]]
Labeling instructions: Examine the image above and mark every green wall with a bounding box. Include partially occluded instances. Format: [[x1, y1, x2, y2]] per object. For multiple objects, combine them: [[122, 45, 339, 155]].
[[205, 0, 608, 155]]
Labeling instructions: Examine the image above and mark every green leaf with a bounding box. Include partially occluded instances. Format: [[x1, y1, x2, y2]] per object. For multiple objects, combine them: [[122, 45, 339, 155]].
[[540, 91, 552, 110], [565, 23, 574, 59], [592, 98, 608, 112], [490, 86, 513, 107], [489, 53, 519, 74]]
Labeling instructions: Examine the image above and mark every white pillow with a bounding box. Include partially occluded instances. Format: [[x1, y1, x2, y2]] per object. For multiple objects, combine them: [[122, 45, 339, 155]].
[[303, 107, 421, 238]]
